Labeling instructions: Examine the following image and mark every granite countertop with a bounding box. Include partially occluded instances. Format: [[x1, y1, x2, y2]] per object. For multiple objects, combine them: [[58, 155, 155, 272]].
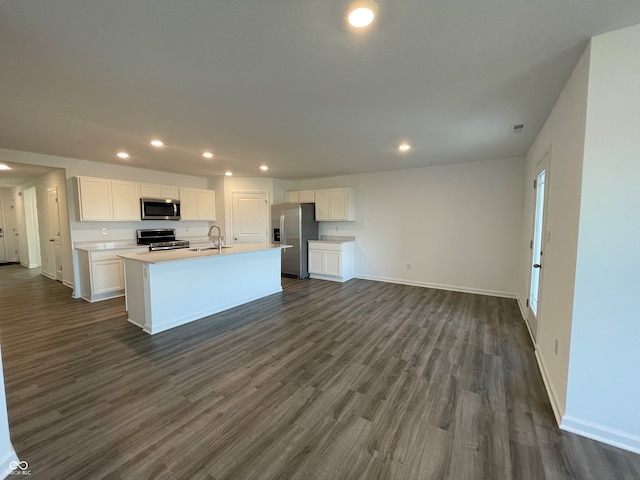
[[118, 244, 290, 264]]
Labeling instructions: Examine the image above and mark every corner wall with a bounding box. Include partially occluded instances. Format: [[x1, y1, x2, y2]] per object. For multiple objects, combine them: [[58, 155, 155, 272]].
[[564, 24, 640, 453], [292, 157, 525, 297], [519, 44, 590, 421]]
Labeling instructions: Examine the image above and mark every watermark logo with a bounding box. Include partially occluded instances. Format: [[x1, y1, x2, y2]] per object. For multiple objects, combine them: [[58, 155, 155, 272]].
[[9, 460, 31, 476]]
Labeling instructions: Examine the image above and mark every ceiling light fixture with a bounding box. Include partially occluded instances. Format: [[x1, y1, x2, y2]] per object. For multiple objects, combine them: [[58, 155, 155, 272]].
[[398, 143, 411, 152], [260, 165, 268, 171], [203, 152, 214, 159], [225, 171, 233, 176], [348, 4, 376, 28], [117, 152, 130, 159], [150, 139, 164, 147], [0, 164, 11, 171]]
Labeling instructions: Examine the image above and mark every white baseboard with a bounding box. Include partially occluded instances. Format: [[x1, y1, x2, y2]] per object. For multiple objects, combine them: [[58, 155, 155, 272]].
[[516, 297, 536, 346], [354, 274, 517, 299], [562, 416, 640, 454], [0, 447, 19, 479], [535, 350, 563, 426], [41, 271, 55, 280]]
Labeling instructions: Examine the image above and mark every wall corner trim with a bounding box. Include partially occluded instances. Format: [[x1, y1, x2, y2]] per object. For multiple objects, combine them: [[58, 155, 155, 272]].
[[561, 416, 640, 455]]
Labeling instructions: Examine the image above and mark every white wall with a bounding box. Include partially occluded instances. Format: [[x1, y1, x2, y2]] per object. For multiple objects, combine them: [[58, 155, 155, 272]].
[[563, 24, 640, 452], [0, 344, 19, 479], [293, 157, 525, 297], [519, 45, 591, 421]]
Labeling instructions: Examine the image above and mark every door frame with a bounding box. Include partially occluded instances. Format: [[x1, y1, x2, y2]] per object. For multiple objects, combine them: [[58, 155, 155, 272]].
[[526, 147, 552, 340]]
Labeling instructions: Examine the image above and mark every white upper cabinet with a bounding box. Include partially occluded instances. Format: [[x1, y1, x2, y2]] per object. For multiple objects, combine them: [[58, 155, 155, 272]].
[[179, 187, 216, 221], [299, 190, 315, 203], [78, 177, 141, 221], [141, 183, 179, 199], [285, 190, 316, 204], [77, 177, 113, 221], [111, 180, 141, 220], [314, 187, 355, 221]]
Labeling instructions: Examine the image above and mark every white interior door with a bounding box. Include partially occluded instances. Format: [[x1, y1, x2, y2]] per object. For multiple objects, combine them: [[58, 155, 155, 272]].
[[231, 192, 268, 244], [6, 198, 19, 263], [0, 200, 6, 263], [528, 152, 550, 339], [47, 187, 63, 281]]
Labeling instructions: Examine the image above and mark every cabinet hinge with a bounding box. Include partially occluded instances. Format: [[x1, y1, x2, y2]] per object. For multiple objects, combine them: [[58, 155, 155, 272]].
[[529, 240, 533, 249], [533, 179, 537, 189], [526, 299, 529, 307]]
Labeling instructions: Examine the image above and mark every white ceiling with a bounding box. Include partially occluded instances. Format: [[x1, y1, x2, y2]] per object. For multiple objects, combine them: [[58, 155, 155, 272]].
[[1, 1, 639, 180], [0, 162, 57, 188]]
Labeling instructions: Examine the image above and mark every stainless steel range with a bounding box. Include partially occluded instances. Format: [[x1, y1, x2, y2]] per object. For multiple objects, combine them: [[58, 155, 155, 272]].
[[136, 229, 190, 251]]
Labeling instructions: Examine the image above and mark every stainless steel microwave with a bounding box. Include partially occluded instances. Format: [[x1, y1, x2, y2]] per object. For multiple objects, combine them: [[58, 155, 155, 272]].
[[140, 197, 181, 220]]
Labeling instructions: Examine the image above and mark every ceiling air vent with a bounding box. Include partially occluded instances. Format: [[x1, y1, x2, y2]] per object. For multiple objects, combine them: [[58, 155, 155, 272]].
[[510, 123, 525, 134]]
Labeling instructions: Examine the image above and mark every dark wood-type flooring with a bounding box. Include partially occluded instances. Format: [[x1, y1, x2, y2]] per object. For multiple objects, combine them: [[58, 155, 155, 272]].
[[1, 265, 639, 479]]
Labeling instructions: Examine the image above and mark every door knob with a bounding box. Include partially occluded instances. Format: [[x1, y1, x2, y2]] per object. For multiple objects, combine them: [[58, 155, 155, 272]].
[[533, 264, 541, 269]]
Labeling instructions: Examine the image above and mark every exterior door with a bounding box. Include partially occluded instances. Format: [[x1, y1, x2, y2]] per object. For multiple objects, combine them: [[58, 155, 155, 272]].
[[231, 192, 268, 244], [528, 151, 550, 339], [47, 187, 63, 281]]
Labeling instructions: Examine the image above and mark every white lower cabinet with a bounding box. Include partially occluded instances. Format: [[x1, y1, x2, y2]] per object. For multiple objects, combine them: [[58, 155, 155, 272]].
[[308, 241, 355, 282], [77, 247, 147, 302]]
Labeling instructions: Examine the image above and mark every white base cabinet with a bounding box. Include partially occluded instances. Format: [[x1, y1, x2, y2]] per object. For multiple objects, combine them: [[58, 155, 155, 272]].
[[308, 241, 355, 282], [77, 247, 147, 302]]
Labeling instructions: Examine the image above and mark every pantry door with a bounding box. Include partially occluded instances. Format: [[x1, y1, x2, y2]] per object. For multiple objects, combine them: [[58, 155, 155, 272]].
[[231, 192, 268, 244]]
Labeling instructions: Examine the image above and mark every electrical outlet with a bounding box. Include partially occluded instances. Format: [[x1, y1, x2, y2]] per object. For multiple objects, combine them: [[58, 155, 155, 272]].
[[101, 228, 108, 236], [554, 339, 558, 355]]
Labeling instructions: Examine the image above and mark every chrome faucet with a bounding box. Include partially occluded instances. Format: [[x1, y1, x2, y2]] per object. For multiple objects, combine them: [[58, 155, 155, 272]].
[[207, 225, 222, 252]]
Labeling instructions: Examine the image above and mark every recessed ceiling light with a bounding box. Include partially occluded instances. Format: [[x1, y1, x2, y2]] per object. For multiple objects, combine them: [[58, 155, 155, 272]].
[[0, 164, 11, 171], [398, 143, 411, 152], [150, 139, 164, 147], [117, 151, 129, 159], [203, 152, 214, 159], [260, 165, 268, 171], [348, 6, 375, 28], [225, 171, 233, 176]]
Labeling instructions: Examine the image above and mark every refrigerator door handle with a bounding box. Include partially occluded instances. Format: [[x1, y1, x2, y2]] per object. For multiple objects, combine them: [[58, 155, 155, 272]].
[[280, 214, 285, 248]]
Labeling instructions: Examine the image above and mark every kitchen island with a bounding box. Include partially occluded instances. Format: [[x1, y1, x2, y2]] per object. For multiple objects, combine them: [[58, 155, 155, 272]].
[[119, 244, 288, 334]]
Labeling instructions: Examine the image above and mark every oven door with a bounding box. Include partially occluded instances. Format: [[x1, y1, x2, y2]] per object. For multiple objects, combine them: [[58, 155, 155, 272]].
[[140, 198, 181, 220]]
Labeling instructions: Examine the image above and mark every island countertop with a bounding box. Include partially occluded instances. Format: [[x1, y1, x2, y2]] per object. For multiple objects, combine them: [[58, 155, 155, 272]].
[[118, 243, 289, 264]]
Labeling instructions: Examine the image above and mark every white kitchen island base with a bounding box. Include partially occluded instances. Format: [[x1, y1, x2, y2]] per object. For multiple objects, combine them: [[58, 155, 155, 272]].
[[120, 245, 285, 335]]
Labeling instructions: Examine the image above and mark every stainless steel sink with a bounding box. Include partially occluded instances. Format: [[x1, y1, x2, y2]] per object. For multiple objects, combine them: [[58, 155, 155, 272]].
[[189, 246, 232, 252]]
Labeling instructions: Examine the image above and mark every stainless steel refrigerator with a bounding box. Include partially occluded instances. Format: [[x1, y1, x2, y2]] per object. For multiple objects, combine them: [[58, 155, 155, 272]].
[[271, 203, 318, 278]]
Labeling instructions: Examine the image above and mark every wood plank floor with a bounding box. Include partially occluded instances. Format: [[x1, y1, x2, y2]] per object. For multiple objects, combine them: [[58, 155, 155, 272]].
[[1, 265, 639, 479]]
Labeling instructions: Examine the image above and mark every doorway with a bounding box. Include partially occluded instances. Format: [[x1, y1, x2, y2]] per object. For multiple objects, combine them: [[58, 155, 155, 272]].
[[528, 151, 550, 339], [230, 192, 268, 244], [22, 187, 42, 268]]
